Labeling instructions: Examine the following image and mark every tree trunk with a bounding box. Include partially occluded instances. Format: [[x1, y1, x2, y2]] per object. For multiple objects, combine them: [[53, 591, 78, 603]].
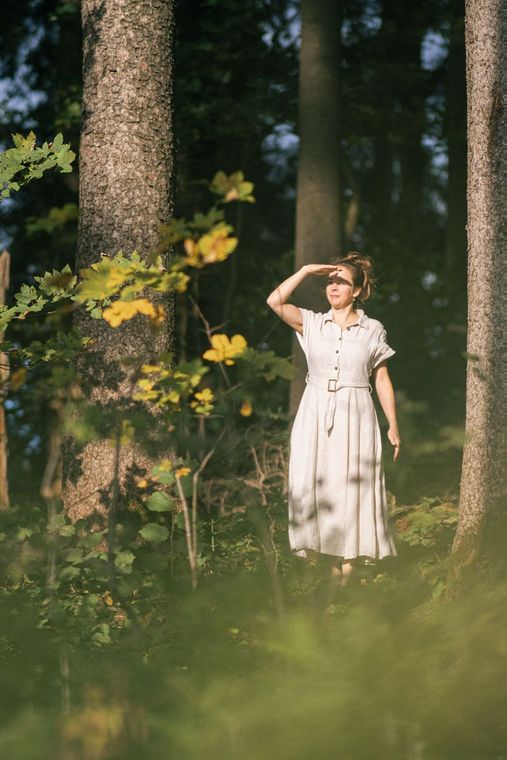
[[448, 0, 505, 592], [0, 250, 10, 510], [289, 0, 342, 419], [62, 0, 175, 522], [368, 0, 397, 253], [444, 0, 467, 285], [395, 9, 427, 254]]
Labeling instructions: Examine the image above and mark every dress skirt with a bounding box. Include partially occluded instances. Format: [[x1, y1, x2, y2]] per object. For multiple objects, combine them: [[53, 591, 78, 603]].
[[288, 383, 398, 561]]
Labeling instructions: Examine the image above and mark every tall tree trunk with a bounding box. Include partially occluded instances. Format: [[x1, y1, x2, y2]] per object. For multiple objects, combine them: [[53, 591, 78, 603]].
[[289, 0, 342, 419], [444, 0, 467, 284], [0, 250, 10, 510], [395, 9, 426, 254], [62, 0, 175, 522], [368, 0, 397, 247], [448, 0, 505, 592], [441, 0, 468, 401]]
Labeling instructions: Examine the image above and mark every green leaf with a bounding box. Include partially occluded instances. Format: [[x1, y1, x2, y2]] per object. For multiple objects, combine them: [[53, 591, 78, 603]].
[[48, 513, 66, 531], [139, 523, 170, 544], [64, 548, 84, 564], [114, 550, 136, 573], [59, 565, 81, 580], [79, 531, 105, 548], [17, 527, 35, 540], [146, 491, 173, 512], [52, 133, 63, 151], [91, 623, 111, 646], [58, 524, 76, 537]]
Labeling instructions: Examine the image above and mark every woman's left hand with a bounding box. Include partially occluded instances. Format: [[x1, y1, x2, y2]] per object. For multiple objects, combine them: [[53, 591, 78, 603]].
[[387, 427, 401, 462]]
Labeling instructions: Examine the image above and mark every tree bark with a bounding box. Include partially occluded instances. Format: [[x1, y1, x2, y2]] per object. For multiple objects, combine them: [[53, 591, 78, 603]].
[[62, 0, 175, 522], [289, 0, 342, 419], [444, 0, 467, 284], [0, 250, 10, 510], [448, 0, 505, 592]]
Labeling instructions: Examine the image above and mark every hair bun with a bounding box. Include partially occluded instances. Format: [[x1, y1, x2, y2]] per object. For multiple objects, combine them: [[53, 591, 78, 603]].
[[343, 251, 373, 272]]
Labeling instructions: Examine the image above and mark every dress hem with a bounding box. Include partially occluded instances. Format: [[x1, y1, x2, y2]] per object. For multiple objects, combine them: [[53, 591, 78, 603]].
[[290, 546, 397, 562]]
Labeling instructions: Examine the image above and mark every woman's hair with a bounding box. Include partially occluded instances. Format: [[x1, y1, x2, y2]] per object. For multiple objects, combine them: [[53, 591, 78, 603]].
[[331, 251, 377, 303]]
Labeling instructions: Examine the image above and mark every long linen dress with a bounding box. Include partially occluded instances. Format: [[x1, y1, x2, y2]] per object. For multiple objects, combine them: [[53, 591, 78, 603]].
[[288, 307, 398, 562]]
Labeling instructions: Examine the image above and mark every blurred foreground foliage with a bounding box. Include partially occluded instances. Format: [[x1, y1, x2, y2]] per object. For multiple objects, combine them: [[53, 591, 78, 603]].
[[1, 514, 506, 760]]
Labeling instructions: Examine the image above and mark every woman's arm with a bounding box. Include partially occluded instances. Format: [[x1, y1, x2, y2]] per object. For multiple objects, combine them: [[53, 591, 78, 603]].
[[266, 264, 339, 333], [372, 363, 402, 461], [266, 267, 306, 333]]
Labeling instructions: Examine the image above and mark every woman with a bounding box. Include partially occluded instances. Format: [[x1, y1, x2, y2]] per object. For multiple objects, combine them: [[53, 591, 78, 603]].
[[266, 252, 401, 586]]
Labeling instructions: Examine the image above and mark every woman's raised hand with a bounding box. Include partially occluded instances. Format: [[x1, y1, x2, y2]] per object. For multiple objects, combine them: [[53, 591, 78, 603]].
[[303, 264, 340, 277]]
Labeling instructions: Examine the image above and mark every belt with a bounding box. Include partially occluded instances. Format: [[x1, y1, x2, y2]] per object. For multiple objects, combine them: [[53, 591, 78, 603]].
[[305, 373, 372, 433]]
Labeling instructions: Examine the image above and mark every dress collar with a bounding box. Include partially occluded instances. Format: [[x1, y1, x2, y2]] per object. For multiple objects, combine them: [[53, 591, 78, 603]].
[[323, 307, 369, 329]]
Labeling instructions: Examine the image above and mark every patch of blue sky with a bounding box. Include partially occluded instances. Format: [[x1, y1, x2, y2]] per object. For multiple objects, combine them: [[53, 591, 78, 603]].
[[262, 124, 298, 189], [421, 30, 448, 71], [422, 271, 438, 290], [0, 73, 46, 126], [342, 2, 382, 41], [262, 2, 300, 49], [0, 25, 47, 132]]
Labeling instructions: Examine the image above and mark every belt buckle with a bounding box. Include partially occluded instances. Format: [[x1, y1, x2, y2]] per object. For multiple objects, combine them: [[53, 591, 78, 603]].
[[327, 378, 338, 392]]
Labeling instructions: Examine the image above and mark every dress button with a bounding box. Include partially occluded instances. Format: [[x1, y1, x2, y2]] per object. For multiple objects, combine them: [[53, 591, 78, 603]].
[[334, 366, 338, 370]]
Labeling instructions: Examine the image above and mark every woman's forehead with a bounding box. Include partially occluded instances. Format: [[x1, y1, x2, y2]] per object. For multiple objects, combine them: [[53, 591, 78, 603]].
[[328, 267, 353, 281]]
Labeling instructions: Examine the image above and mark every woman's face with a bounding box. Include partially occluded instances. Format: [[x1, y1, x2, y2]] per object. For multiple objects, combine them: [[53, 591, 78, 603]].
[[325, 266, 360, 307]]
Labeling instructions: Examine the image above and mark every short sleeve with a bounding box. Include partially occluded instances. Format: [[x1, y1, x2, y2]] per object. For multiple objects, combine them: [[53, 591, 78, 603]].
[[369, 326, 396, 370], [295, 307, 318, 355]]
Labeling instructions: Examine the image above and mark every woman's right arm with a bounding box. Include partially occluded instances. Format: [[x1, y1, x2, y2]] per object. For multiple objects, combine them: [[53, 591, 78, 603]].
[[266, 266, 308, 333], [266, 264, 339, 334]]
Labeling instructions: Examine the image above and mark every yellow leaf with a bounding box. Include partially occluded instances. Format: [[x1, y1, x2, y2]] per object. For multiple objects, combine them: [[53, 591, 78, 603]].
[[189, 386, 215, 415], [210, 171, 255, 203], [10, 367, 27, 390], [137, 379, 155, 391], [197, 224, 238, 264], [194, 388, 214, 403], [163, 390, 180, 404], [240, 399, 253, 417], [225, 187, 239, 202], [133, 299, 157, 318], [175, 467, 191, 478], [132, 390, 159, 402], [183, 224, 238, 269], [183, 238, 201, 268], [102, 298, 156, 328], [151, 304, 166, 326], [230, 334, 247, 351], [202, 333, 247, 365]]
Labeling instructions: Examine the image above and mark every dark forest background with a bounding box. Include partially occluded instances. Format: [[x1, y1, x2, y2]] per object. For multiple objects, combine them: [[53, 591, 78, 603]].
[[0, 0, 466, 505]]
